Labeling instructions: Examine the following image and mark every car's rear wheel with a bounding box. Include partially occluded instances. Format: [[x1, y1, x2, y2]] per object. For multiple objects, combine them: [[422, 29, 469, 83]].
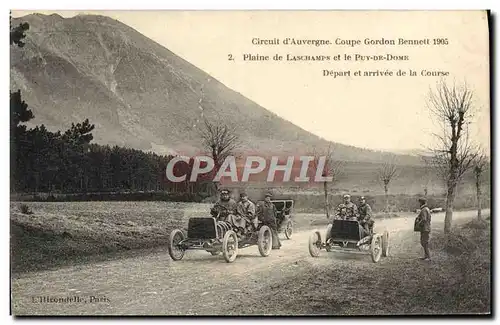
[[168, 229, 186, 261], [370, 234, 382, 263], [257, 225, 272, 257], [222, 230, 238, 263], [284, 219, 293, 239], [308, 230, 322, 257], [382, 230, 390, 257]]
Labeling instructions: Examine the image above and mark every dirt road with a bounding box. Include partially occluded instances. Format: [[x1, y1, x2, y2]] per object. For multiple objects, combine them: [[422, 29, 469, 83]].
[[11, 210, 486, 315]]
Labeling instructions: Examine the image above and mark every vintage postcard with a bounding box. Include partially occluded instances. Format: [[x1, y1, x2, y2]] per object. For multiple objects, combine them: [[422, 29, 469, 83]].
[[9, 10, 491, 316]]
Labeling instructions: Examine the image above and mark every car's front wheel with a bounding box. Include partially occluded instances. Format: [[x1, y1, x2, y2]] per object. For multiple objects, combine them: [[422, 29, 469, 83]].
[[168, 229, 186, 261], [222, 230, 239, 263], [308, 230, 322, 257], [257, 225, 272, 257]]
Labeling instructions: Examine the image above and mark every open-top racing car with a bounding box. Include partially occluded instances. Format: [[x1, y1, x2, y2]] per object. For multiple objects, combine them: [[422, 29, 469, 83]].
[[308, 218, 389, 263], [272, 199, 294, 240], [167, 207, 273, 263]]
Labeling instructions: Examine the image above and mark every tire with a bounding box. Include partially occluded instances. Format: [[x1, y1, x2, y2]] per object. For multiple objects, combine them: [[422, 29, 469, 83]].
[[382, 230, 390, 257], [370, 234, 382, 263], [308, 230, 322, 257], [168, 229, 186, 261], [284, 220, 293, 239], [257, 225, 272, 257], [222, 230, 238, 263], [325, 224, 333, 252]]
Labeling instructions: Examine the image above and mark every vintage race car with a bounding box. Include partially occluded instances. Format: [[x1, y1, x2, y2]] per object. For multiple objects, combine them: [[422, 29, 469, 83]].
[[168, 215, 273, 263], [308, 218, 389, 263], [272, 199, 294, 239]]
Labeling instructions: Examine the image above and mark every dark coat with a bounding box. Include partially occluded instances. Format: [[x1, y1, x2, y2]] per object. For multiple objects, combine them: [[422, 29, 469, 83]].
[[414, 204, 432, 233], [256, 201, 277, 225], [358, 203, 373, 221], [211, 199, 237, 218], [336, 202, 359, 220]]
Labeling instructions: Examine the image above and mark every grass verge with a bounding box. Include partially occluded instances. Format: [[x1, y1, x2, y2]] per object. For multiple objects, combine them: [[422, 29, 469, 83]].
[[9, 204, 319, 274], [9, 204, 186, 274]]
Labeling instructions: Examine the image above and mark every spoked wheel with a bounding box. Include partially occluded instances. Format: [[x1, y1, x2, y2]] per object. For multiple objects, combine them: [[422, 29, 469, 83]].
[[382, 230, 390, 257], [325, 224, 333, 252], [168, 229, 186, 261], [370, 234, 383, 263], [222, 230, 239, 263], [257, 225, 272, 257], [308, 230, 322, 257], [284, 219, 293, 239]]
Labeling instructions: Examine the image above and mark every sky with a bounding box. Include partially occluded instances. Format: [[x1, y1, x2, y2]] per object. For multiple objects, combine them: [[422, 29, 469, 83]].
[[11, 10, 491, 152]]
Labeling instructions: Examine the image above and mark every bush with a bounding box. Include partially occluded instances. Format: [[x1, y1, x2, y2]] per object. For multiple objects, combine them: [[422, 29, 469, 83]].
[[431, 219, 491, 256], [19, 204, 33, 215]]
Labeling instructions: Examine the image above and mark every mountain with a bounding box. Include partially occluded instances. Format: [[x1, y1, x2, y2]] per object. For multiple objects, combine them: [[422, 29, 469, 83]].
[[10, 13, 421, 165]]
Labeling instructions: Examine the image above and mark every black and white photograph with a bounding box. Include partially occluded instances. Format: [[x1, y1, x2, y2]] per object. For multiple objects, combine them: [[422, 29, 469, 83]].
[[9, 9, 492, 316]]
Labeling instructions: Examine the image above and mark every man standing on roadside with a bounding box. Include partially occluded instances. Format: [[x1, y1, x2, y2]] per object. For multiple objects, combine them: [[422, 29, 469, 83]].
[[414, 197, 432, 261]]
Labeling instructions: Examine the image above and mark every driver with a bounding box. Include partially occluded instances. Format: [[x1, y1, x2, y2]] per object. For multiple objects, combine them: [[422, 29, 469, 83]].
[[210, 189, 237, 221], [335, 194, 359, 220]]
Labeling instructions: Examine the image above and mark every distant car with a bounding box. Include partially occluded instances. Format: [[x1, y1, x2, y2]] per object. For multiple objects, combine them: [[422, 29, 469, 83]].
[[431, 207, 443, 213], [271, 199, 294, 240]]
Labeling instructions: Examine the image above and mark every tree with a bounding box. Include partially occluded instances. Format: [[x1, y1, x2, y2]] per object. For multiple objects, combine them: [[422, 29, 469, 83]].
[[377, 158, 398, 212], [61, 119, 95, 191], [427, 80, 479, 233], [420, 156, 429, 197], [419, 154, 436, 198], [193, 84, 240, 194], [198, 117, 239, 193], [473, 151, 488, 221], [10, 18, 31, 192], [10, 90, 34, 135], [199, 118, 239, 172], [312, 143, 344, 219], [62, 119, 95, 146], [10, 17, 29, 48], [10, 20, 32, 132]]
